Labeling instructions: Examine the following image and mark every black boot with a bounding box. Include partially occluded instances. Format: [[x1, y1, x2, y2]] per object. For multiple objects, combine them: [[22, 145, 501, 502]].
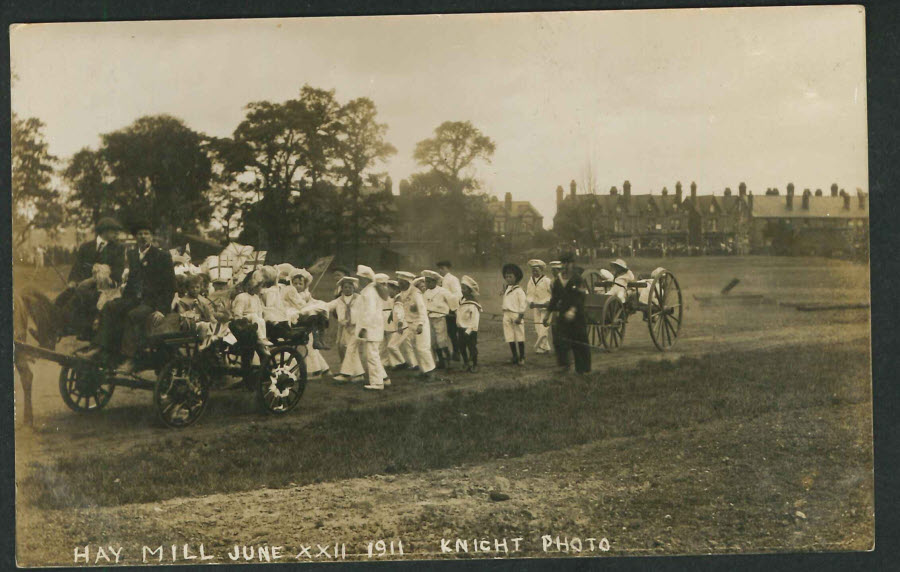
[[518, 342, 526, 366], [509, 342, 519, 364]]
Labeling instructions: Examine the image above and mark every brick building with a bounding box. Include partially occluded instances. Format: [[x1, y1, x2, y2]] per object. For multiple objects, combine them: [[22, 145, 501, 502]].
[[487, 192, 544, 247], [748, 186, 869, 256]]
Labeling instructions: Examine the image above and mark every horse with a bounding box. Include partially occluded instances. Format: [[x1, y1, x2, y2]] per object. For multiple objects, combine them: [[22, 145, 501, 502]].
[[14, 287, 65, 427]]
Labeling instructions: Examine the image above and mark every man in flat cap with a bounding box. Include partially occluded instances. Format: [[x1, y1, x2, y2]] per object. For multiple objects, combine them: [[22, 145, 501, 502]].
[[84, 219, 175, 372], [56, 217, 126, 340], [544, 252, 591, 374]]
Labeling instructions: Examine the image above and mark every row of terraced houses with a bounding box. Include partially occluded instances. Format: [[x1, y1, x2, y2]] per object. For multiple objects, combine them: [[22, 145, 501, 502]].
[[552, 180, 869, 258]]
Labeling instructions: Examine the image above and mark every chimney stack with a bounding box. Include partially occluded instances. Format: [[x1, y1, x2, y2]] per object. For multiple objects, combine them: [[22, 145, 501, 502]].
[[690, 181, 697, 202], [570, 180, 577, 197], [858, 189, 865, 209], [830, 183, 838, 197], [815, 189, 823, 197], [801, 189, 811, 210], [505, 192, 512, 211], [556, 185, 564, 207], [841, 190, 850, 210], [739, 182, 747, 197], [724, 187, 732, 197], [610, 186, 618, 196], [662, 186, 668, 196], [675, 181, 683, 205], [623, 180, 631, 197]]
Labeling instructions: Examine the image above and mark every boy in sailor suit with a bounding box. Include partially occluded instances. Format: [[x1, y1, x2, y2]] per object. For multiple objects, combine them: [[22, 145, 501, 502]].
[[525, 259, 553, 354], [328, 276, 364, 381], [403, 274, 436, 379], [501, 263, 528, 365], [456, 275, 482, 373]]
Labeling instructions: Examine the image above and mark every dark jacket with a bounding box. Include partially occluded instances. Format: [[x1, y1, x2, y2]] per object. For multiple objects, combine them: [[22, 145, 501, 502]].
[[68, 239, 126, 284], [547, 274, 588, 326], [123, 246, 175, 313]]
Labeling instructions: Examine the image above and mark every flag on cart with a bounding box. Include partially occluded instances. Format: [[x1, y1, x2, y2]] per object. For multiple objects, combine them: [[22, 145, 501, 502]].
[[242, 250, 267, 271]]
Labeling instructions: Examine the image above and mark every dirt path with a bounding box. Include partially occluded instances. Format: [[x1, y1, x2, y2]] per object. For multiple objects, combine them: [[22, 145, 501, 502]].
[[18, 399, 873, 566]]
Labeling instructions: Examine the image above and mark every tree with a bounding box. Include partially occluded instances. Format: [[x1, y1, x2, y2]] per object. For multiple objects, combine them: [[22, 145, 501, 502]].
[[220, 86, 344, 252], [413, 120, 495, 194], [412, 121, 496, 254], [11, 115, 63, 248], [333, 97, 397, 263], [63, 147, 112, 229], [101, 114, 212, 240]]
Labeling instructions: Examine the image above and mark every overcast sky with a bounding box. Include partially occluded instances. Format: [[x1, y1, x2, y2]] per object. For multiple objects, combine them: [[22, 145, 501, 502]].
[[10, 6, 867, 227]]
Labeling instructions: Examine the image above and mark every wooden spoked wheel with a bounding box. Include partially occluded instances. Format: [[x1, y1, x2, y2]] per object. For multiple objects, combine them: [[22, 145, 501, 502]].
[[647, 271, 683, 351], [155, 358, 210, 428], [59, 365, 115, 413], [600, 296, 627, 350], [257, 346, 307, 415]]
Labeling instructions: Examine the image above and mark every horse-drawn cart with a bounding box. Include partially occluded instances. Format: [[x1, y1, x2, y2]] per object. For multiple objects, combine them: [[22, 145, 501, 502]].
[[14, 323, 311, 428], [583, 269, 683, 352]]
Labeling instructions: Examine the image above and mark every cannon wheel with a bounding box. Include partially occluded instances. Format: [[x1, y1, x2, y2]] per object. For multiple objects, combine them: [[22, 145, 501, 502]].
[[647, 271, 683, 351], [257, 346, 307, 415], [155, 357, 210, 428], [59, 364, 115, 413], [600, 296, 627, 350]]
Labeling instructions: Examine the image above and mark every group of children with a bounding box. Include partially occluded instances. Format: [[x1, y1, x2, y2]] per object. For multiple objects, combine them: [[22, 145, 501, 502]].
[[165, 255, 638, 391], [326, 262, 484, 390]]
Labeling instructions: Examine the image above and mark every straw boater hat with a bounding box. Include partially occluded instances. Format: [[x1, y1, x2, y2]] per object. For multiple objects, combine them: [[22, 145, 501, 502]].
[[337, 276, 359, 288], [527, 259, 546, 268], [611, 259, 629, 272], [460, 275, 480, 296], [421, 270, 442, 282], [387, 279, 399, 288], [374, 273, 389, 284], [598, 269, 615, 281], [549, 260, 563, 269], [501, 263, 523, 284], [395, 271, 416, 282], [413, 276, 426, 287], [356, 265, 375, 281]]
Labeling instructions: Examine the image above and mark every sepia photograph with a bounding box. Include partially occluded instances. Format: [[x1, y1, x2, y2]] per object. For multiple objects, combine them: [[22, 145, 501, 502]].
[[9, 5, 873, 566]]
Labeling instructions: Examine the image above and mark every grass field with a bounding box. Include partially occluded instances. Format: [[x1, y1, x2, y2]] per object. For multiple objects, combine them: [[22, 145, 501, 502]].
[[13, 255, 873, 563]]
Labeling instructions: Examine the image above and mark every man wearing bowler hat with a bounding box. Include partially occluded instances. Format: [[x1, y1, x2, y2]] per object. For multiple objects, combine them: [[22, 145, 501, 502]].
[[56, 217, 126, 340], [83, 219, 175, 373]]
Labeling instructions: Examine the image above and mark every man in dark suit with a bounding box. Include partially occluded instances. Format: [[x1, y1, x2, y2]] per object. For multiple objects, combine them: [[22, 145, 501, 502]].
[[56, 217, 126, 340], [544, 253, 591, 374], [84, 220, 175, 372]]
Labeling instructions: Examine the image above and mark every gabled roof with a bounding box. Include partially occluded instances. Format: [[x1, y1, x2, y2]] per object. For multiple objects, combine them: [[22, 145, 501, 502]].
[[561, 192, 683, 216], [489, 200, 543, 219], [682, 194, 748, 215], [750, 194, 868, 219]]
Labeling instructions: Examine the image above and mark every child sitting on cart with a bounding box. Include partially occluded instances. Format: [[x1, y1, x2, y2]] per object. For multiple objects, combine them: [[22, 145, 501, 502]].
[[175, 274, 219, 350]]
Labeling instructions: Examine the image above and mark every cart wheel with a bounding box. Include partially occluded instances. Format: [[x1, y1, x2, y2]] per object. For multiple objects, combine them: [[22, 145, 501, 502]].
[[647, 271, 683, 351], [155, 358, 210, 428], [59, 365, 115, 413], [600, 296, 627, 350], [257, 346, 307, 414]]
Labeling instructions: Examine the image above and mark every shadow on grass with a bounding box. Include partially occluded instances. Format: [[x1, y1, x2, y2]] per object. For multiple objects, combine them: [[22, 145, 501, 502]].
[[21, 342, 870, 510]]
